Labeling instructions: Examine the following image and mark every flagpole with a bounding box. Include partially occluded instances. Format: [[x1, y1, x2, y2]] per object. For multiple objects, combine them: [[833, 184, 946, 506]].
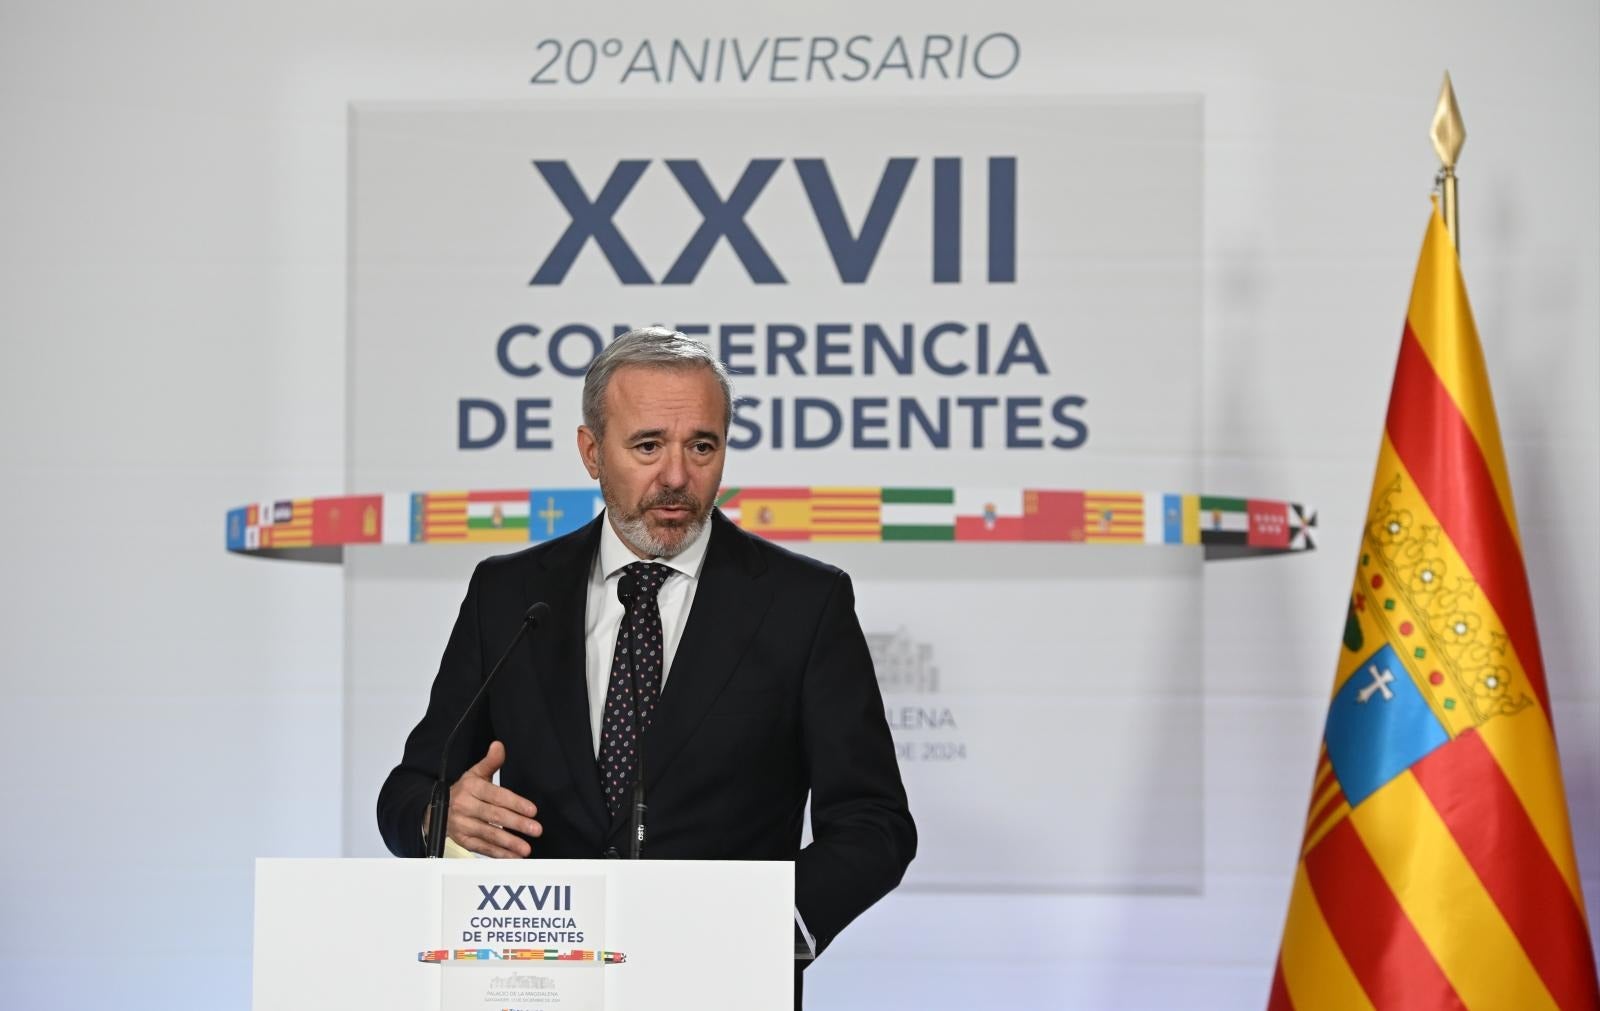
[[1431, 72, 1467, 251]]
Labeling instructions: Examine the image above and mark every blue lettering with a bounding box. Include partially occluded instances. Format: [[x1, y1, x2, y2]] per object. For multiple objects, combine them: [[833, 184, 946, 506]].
[[794, 157, 916, 284], [1051, 395, 1089, 449], [852, 398, 890, 449], [728, 396, 761, 450], [956, 396, 999, 448], [460, 400, 506, 450], [549, 325, 603, 376], [515, 399, 552, 450], [662, 160, 785, 284], [767, 325, 807, 375], [988, 158, 1016, 282], [530, 161, 653, 285], [496, 324, 542, 377], [1005, 396, 1043, 449], [996, 322, 1047, 374], [794, 398, 841, 448], [933, 158, 961, 283], [815, 324, 851, 375], [864, 324, 912, 375], [900, 397, 950, 448], [718, 324, 757, 376], [923, 322, 967, 376]]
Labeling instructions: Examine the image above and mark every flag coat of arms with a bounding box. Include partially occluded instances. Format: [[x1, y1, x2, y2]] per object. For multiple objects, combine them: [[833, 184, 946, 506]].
[[1269, 207, 1599, 1010]]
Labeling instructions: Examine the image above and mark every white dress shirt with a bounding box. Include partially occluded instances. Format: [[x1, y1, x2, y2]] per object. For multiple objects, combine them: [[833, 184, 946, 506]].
[[582, 512, 711, 756]]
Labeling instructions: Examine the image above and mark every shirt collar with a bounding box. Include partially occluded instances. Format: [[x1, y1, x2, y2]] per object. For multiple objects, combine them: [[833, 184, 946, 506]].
[[597, 509, 712, 582]]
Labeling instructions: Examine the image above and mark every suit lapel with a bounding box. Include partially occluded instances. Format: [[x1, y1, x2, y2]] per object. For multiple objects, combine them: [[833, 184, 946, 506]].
[[531, 516, 609, 840], [638, 510, 773, 799]]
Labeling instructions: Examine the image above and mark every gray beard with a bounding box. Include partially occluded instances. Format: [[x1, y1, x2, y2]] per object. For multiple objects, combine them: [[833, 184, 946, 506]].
[[609, 507, 707, 559]]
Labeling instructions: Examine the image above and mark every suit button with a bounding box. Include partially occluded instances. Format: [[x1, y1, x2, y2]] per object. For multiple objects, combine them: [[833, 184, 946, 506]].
[[603, 847, 620, 859]]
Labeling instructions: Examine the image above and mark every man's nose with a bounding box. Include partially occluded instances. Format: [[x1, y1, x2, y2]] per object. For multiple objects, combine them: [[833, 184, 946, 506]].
[[656, 446, 688, 488]]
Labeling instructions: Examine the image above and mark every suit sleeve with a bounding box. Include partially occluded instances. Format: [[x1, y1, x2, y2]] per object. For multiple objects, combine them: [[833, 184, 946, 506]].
[[375, 561, 492, 857], [795, 571, 916, 955]]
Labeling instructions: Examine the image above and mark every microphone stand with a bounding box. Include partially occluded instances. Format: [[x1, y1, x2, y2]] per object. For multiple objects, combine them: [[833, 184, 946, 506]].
[[426, 601, 550, 859]]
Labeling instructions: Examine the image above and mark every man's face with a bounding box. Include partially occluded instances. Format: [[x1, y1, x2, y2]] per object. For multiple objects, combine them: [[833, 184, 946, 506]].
[[577, 364, 727, 559]]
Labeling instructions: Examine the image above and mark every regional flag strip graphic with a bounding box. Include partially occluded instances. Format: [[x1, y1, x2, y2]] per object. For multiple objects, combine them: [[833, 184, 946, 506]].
[[228, 488, 1315, 560], [416, 948, 625, 965], [1268, 208, 1599, 1010]]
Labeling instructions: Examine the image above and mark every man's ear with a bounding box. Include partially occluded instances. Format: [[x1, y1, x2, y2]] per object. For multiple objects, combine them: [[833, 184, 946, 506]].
[[577, 426, 602, 479]]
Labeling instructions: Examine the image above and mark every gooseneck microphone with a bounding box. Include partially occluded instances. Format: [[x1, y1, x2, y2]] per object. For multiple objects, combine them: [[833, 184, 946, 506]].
[[628, 695, 647, 860], [425, 601, 552, 859]]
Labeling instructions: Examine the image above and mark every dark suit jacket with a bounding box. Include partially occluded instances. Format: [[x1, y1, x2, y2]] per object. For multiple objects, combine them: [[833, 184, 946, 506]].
[[377, 508, 916, 956]]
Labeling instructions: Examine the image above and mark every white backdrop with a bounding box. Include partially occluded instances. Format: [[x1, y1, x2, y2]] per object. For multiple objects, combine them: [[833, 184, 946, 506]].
[[342, 96, 1206, 896], [0, 2, 1595, 1009]]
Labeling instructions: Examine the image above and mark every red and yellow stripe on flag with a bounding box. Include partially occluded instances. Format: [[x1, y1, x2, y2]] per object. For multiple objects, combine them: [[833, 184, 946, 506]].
[[260, 499, 312, 548], [419, 492, 469, 542], [1082, 491, 1144, 542], [1269, 206, 1599, 1010], [721, 487, 882, 540], [723, 487, 812, 540], [810, 487, 881, 541]]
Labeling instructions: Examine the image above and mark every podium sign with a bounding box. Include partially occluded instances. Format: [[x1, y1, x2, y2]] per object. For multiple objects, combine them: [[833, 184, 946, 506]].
[[253, 858, 793, 1010]]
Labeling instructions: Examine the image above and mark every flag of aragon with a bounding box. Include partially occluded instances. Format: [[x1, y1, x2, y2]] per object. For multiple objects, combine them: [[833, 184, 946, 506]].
[[1268, 204, 1600, 1011]]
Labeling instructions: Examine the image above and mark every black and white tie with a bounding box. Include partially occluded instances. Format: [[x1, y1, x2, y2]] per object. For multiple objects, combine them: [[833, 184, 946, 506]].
[[597, 561, 671, 817]]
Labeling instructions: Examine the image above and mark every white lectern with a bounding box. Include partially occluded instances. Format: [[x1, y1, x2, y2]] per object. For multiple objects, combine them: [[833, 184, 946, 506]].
[[253, 858, 793, 1010]]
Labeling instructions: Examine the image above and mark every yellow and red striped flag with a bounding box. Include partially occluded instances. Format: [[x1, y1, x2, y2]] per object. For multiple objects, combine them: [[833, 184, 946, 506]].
[[1269, 206, 1599, 1010]]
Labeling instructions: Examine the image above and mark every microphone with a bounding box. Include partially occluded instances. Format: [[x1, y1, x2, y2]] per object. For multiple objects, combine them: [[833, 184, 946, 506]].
[[628, 699, 647, 859], [425, 601, 551, 859]]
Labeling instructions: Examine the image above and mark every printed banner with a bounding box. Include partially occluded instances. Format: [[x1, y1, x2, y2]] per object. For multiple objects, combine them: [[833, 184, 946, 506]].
[[342, 97, 1219, 890], [436, 874, 609, 1010]]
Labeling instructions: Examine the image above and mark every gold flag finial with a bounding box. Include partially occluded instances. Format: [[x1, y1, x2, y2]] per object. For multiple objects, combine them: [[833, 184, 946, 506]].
[[1431, 72, 1466, 169], [1431, 72, 1466, 251]]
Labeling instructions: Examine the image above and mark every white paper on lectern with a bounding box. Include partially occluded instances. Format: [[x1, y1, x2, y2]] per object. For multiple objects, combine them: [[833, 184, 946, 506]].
[[252, 858, 793, 1011]]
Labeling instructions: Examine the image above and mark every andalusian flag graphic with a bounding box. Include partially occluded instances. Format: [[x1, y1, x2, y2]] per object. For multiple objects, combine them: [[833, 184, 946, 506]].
[[1269, 208, 1599, 1009]]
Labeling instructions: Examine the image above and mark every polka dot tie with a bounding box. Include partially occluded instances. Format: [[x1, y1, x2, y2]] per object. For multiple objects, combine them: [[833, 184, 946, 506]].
[[598, 561, 671, 818]]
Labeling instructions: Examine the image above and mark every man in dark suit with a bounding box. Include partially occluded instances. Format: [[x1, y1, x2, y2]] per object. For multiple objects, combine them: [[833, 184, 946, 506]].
[[377, 327, 915, 998]]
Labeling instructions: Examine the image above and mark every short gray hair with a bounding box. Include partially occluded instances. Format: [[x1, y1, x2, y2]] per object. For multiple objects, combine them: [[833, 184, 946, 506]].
[[581, 326, 734, 437]]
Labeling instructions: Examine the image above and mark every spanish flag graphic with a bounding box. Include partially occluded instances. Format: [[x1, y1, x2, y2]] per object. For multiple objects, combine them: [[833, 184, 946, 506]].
[[1269, 207, 1599, 1010]]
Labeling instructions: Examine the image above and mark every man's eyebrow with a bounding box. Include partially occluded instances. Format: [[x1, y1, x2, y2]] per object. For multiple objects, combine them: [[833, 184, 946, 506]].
[[622, 428, 722, 444]]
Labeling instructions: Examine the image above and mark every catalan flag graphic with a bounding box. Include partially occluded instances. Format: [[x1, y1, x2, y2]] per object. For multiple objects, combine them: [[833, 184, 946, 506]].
[[810, 487, 882, 540], [1268, 208, 1599, 1010], [259, 499, 312, 548], [230, 487, 1314, 557]]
